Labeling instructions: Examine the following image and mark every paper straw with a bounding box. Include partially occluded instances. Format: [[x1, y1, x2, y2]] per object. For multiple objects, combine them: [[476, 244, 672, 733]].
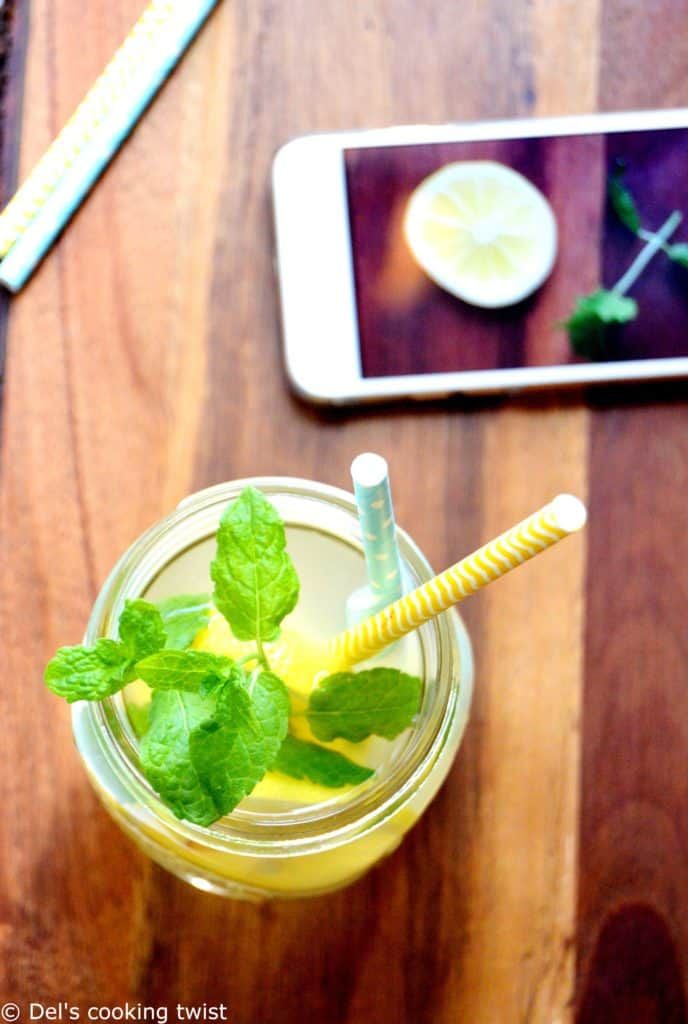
[[330, 494, 587, 665], [0, 0, 220, 289], [346, 453, 404, 625]]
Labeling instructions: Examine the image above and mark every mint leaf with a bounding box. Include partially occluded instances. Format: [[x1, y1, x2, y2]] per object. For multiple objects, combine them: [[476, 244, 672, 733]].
[[249, 670, 291, 768], [136, 649, 234, 692], [307, 668, 423, 743], [667, 242, 688, 269], [45, 639, 130, 703], [273, 734, 374, 787], [140, 667, 291, 824], [44, 599, 166, 703], [211, 486, 299, 642], [189, 676, 270, 815], [563, 289, 637, 359], [140, 689, 219, 826], [157, 593, 213, 650], [118, 599, 166, 664], [608, 165, 641, 234]]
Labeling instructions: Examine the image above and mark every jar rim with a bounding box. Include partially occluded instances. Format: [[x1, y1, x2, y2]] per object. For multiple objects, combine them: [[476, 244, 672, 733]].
[[75, 477, 473, 855]]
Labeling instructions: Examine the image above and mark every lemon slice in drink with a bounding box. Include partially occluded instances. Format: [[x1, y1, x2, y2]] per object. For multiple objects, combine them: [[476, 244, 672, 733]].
[[193, 613, 345, 693], [404, 160, 557, 308]]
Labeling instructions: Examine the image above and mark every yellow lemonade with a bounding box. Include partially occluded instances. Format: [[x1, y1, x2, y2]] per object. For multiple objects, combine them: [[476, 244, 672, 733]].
[[72, 479, 472, 899]]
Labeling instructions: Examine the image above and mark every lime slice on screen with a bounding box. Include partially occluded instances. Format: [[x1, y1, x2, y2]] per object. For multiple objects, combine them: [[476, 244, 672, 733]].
[[404, 160, 557, 308]]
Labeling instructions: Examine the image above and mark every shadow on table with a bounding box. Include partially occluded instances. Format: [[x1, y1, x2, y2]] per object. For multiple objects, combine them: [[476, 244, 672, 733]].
[[286, 377, 688, 426]]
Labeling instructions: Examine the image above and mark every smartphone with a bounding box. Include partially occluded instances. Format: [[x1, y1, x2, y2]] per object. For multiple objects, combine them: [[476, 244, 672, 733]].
[[272, 109, 688, 405]]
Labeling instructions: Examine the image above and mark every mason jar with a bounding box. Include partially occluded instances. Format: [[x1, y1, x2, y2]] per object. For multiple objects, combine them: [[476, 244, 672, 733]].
[[71, 477, 473, 899]]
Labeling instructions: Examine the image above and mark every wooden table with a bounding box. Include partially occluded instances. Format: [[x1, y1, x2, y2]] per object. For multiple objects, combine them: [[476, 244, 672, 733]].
[[2, 2, 688, 1021]]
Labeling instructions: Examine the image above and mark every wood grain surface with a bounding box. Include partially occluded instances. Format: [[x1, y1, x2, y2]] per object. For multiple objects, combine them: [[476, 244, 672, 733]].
[[0, 1, 687, 1021]]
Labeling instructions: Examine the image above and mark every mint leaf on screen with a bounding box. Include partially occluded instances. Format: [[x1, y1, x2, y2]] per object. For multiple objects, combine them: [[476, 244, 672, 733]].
[[156, 593, 213, 650], [667, 242, 688, 269], [211, 487, 299, 642], [44, 639, 131, 703], [272, 735, 374, 788], [563, 289, 637, 359], [189, 677, 271, 816], [608, 164, 641, 235], [562, 206, 681, 358], [136, 649, 234, 693], [118, 599, 167, 662], [140, 689, 219, 826], [307, 667, 423, 743], [248, 670, 291, 768]]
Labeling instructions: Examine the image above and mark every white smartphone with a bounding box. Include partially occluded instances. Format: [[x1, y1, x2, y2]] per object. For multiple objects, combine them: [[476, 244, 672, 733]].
[[272, 109, 688, 405]]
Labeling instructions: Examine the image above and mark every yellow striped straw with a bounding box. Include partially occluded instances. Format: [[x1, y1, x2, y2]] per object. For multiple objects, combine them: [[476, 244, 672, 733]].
[[329, 494, 587, 666], [0, 0, 186, 258]]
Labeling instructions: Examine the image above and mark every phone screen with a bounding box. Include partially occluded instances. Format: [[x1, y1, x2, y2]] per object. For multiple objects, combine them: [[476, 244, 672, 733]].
[[344, 128, 688, 378]]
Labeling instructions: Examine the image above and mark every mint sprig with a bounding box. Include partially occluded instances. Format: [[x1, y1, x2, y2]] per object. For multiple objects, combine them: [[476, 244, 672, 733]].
[[563, 164, 687, 359], [307, 668, 423, 743], [564, 209, 682, 359], [43, 487, 425, 827], [211, 486, 299, 646], [45, 599, 166, 702]]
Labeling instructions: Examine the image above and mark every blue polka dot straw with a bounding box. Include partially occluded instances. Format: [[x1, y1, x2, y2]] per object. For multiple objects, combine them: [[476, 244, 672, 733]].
[[0, 0, 221, 292], [346, 453, 404, 627]]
